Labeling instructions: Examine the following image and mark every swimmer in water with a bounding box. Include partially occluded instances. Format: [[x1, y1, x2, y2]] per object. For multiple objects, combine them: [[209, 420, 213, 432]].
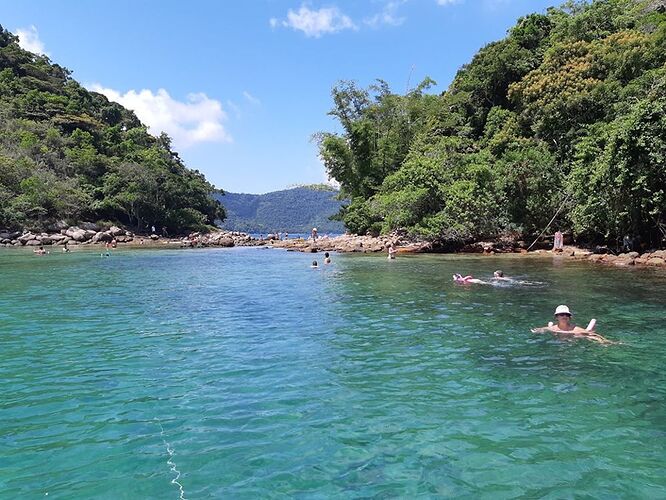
[[324, 252, 331, 264], [531, 305, 614, 344], [453, 273, 488, 285], [493, 270, 511, 281], [388, 244, 397, 260], [311, 260, 319, 269]]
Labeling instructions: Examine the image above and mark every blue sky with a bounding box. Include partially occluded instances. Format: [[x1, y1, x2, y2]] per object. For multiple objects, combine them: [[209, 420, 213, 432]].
[[3, 0, 556, 193]]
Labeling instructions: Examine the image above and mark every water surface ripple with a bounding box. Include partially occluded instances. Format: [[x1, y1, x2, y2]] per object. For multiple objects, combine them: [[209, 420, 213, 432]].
[[1, 248, 665, 498]]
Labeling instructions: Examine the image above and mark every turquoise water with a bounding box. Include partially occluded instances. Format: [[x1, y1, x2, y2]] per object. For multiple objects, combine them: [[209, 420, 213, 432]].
[[1, 247, 665, 498]]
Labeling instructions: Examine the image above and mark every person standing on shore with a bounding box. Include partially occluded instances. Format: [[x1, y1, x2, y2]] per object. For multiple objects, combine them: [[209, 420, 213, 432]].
[[311, 228, 318, 241], [553, 230, 564, 252]]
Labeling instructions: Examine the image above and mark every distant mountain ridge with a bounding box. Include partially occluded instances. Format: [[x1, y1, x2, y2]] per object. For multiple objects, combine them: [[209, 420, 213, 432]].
[[215, 184, 345, 233]]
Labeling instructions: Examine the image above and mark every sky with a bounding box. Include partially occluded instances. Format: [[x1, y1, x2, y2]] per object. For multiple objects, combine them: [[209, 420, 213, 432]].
[[2, 0, 556, 194]]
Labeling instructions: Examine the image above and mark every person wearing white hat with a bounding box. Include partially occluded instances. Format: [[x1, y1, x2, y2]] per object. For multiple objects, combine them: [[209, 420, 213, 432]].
[[532, 305, 614, 344]]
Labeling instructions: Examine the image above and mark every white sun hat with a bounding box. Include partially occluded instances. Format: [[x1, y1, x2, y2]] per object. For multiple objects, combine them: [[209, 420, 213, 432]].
[[554, 305, 572, 316]]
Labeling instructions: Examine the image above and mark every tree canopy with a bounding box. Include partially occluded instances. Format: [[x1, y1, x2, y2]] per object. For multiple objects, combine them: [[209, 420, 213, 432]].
[[0, 26, 224, 233], [216, 186, 345, 234], [316, 0, 666, 247]]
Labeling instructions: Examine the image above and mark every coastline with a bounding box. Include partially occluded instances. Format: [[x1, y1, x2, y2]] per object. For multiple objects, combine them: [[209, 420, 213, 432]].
[[2, 226, 664, 269]]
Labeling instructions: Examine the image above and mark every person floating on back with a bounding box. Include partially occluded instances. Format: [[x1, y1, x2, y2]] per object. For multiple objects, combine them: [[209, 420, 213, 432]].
[[531, 305, 615, 344], [453, 273, 487, 284]]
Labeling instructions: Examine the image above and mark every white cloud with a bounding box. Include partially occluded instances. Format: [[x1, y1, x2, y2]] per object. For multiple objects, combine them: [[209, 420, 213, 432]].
[[243, 90, 261, 106], [272, 4, 357, 38], [89, 84, 232, 149], [436, 0, 461, 5], [15, 25, 49, 56], [365, 1, 407, 28]]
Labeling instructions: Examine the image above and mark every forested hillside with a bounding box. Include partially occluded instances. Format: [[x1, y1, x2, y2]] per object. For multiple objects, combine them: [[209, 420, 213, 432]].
[[0, 26, 224, 233], [216, 185, 345, 233], [317, 0, 666, 247]]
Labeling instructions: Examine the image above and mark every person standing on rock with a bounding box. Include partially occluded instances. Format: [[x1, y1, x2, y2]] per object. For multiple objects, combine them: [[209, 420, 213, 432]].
[[311, 228, 318, 241]]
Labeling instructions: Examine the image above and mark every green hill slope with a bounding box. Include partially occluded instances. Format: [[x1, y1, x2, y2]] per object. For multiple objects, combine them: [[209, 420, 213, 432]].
[[215, 185, 345, 233], [0, 26, 224, 233], [317, 0, 666, 247]]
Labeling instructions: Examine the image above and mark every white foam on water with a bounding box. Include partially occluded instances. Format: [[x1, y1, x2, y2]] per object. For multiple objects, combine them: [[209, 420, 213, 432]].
[[156, 419, 187, 500]]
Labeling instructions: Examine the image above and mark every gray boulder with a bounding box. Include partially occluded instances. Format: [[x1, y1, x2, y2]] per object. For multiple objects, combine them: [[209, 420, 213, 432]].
[[18, 233, 35, 244], [108, 226, 125, 237], [92, 231, 112, 243], [0, 231, 20, 240], [66, 227, 89, 242]]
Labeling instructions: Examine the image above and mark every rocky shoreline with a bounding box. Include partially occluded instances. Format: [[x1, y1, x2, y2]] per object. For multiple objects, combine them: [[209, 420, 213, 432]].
[[2, 226, 664, 268], [1, 224, 135, 247]]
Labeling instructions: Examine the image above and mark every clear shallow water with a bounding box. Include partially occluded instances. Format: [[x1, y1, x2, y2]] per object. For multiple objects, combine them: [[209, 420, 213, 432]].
[[1, 247, 665, 499]]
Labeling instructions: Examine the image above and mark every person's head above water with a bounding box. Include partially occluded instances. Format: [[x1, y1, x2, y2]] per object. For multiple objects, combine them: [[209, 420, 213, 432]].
[[311, 260, 318, 268], [554, 305, 573, 325], [494, 270, 504, 278], [324, 252, 329, 258]]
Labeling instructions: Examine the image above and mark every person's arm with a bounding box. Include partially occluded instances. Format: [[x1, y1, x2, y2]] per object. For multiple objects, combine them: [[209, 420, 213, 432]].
[[531, 322, 556, 333], [580, 332, 617, 345]]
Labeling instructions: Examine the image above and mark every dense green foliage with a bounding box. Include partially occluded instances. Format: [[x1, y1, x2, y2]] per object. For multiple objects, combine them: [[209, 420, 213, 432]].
[[216, 185, 345, 233], [317, 0, 666, 247], [0, 26, 224, 232]]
